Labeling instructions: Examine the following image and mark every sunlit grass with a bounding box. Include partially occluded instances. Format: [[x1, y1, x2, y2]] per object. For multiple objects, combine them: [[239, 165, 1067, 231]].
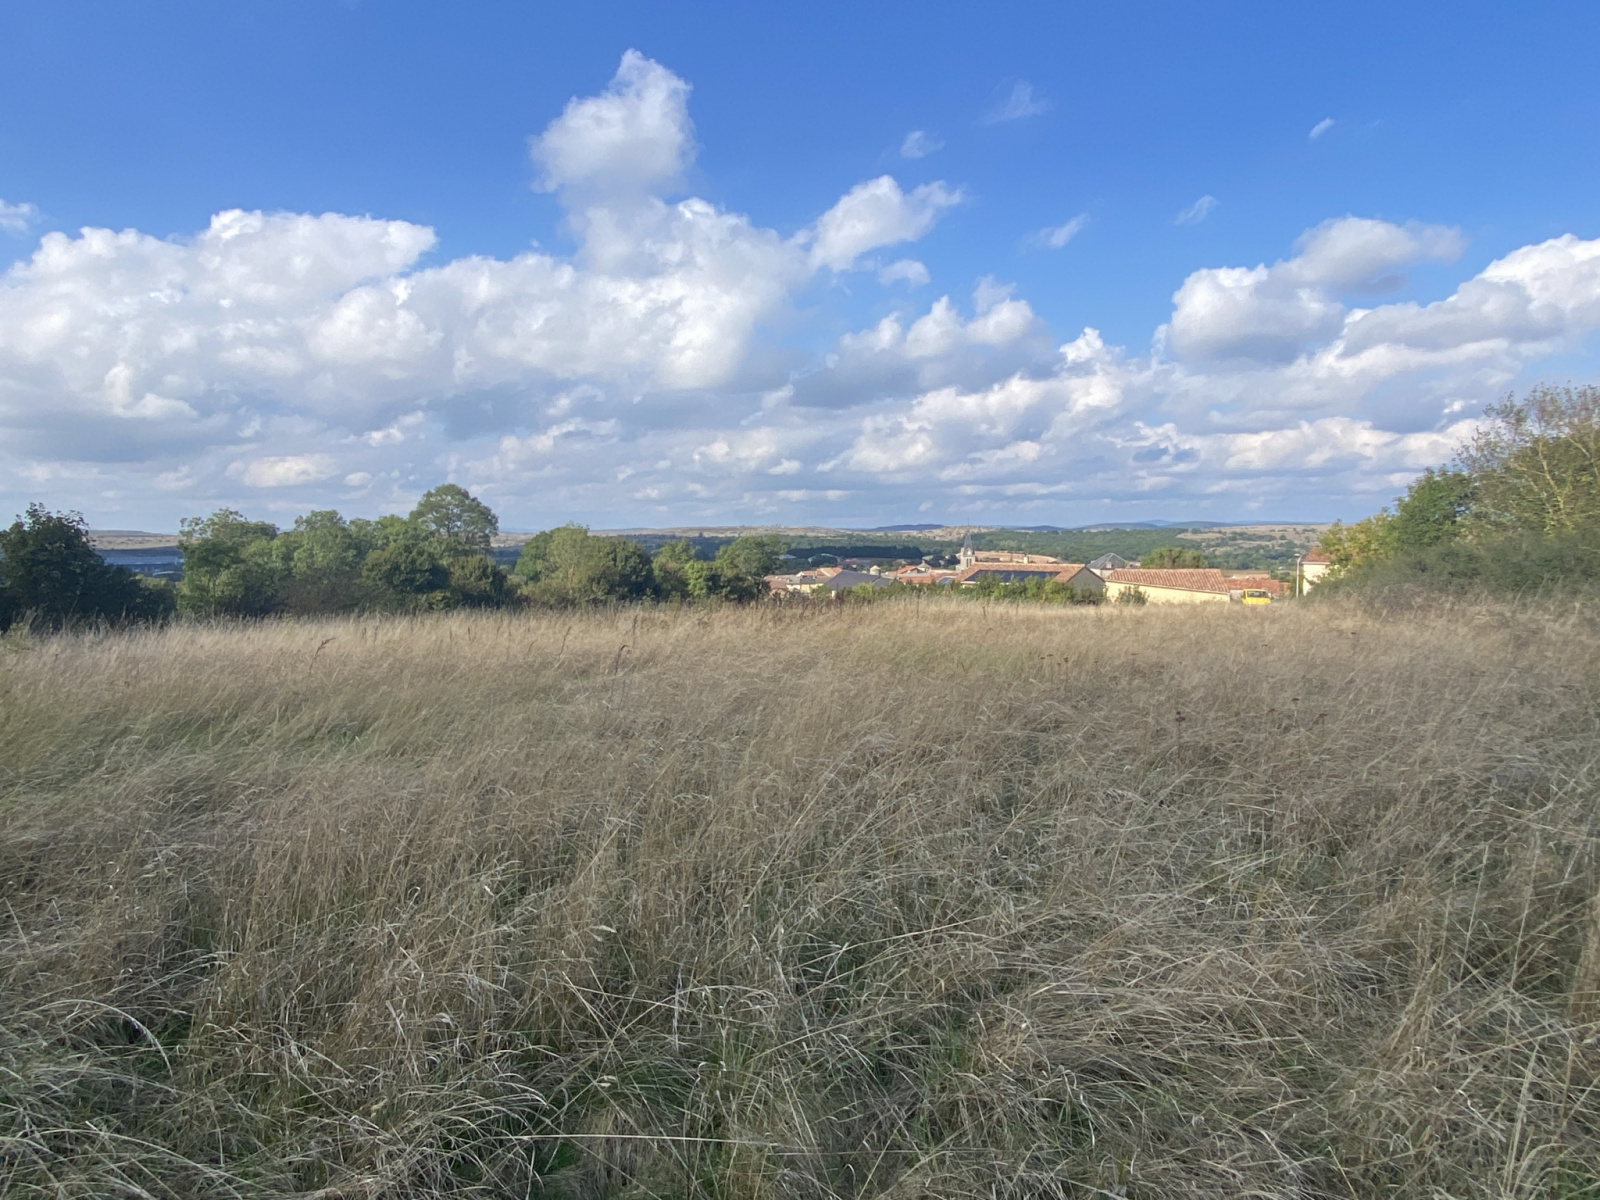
[[2, 598, 1598, 1197]]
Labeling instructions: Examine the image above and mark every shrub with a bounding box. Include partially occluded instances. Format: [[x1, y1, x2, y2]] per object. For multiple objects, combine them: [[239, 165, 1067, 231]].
[[0, 504, 174, 630]]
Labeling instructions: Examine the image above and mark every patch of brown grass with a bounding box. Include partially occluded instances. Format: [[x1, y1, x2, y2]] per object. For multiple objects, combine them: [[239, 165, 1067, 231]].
[[2, 598, 1599, 1198]]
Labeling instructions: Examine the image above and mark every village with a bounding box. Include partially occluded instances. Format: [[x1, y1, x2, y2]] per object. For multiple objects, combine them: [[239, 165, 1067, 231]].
[[765, 533, 1320, 602]]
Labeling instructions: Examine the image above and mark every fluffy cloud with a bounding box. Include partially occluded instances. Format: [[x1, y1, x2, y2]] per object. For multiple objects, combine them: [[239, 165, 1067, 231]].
[[234, 454, 339, 487], [1166, 217, 1465, 361], [807, 177, 962, 272], [2, 51, 1599, 529], [531, 50, 695, 195]]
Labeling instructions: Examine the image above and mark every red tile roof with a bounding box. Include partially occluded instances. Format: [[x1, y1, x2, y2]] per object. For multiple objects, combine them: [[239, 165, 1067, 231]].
[[1104, 568, 1234, 593]]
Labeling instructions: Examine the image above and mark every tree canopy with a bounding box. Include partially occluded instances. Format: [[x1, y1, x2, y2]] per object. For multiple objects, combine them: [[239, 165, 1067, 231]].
[[175, 489, 513, 617], [514, 525, 655, 605], [1459, 385, 1600, 535], [409, 484, 499, 554], [0, 505, 173, 631], [1141, 545, 1207, 569], [1316, 384, 1600, 592]]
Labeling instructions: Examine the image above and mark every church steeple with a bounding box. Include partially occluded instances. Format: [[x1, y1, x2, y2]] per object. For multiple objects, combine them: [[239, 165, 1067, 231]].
[[958, 532, 975, 570]]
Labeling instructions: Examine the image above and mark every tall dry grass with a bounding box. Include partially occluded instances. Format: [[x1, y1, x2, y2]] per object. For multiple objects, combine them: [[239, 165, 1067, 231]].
[[1, 598, 1598, 1198]]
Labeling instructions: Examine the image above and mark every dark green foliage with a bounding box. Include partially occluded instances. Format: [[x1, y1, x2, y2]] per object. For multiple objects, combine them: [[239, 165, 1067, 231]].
[[714, 534, 787, 580], [649, 538, 697, 600], [964, 575, 1105, 604], [274, 510, 373, 615], [1324, 384, 1600, 597], [1142, 545, 1208, 568], [175, 509, 283, 617], [783, 542, 926, 562], [408, 483, 499, 554], [0, 504, 174, 630], [361, 534, 452, 610], [509, 527, 781, 606], [446, 553, 511, 608], [175, 492, 513, 618], [515, 525, 656, 605], [1390, 468, 1476, 550], [1323, 528, 1600, 598], [683, 558, 760, 601], [651, 536, 781, 602]]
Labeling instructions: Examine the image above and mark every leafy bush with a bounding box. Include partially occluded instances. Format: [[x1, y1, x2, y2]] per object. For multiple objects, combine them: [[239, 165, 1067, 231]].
[[176, 486, 513, 617], [0, 504, 175, 630], [1316, 384, 1600, 598]]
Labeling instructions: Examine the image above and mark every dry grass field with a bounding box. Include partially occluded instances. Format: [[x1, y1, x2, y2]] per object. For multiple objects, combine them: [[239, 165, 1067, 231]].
[[2, 599, 1599, 1198]]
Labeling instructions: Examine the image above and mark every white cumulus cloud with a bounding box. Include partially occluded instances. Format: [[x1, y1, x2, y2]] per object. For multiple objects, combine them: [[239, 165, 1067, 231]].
[[2, 50, 1599, 529], [235, 455, 339, 488], [531, 49, 695, 195], [900, 130, 943, 159], [1165, 217, 1465, 360], [807, 176, 962, 272]]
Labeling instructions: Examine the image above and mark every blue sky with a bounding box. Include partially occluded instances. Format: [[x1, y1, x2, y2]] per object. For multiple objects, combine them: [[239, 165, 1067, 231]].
[[3, 1, 1598, 530]]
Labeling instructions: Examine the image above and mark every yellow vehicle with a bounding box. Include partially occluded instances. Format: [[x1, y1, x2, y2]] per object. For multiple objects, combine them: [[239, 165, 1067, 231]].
[[1240, 589, 1273, 606]]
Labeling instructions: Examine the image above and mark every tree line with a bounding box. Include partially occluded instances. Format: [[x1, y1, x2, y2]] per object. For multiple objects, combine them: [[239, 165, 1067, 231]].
[[1319, 384, 1600, 593], [0, 485, 790, 630]]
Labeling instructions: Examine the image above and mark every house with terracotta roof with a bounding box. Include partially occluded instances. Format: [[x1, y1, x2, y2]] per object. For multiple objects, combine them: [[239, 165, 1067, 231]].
[[1222, 572, 1287, 597], [766, 567, 893, 595], [956, 561, 1104, 591], [1102, 568, 1236, 604], [766, 565, 842, 594], [889, 563, 959, 585], [1300, 552, 1332, 591]]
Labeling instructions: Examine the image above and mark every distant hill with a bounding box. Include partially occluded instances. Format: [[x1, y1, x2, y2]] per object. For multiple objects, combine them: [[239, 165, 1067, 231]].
[[88, 530, 180, 549]]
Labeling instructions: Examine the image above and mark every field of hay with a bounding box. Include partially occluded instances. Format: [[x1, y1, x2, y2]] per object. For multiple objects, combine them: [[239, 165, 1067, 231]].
[[2, 599, 1599, 1198]]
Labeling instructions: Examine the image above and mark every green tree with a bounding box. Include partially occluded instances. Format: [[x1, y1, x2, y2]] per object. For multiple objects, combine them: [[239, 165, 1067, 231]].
[[176, 509, 284, 617], [650, 538, 697, 600], [1318, 513, 1397, 573], [515, 525, 654, 605], [1459, 385, 1600, 534], [273, 510, 372, 614], [1390, 468, 1476, 550], [682, 534, 786, 601], [0, 505, 172, 630], [361, 533, 452, 610], [714, 535, 787, 579], [1142, 545, 1207, 569], [409, 484, 499, 554], [446, 553, 512, 608]]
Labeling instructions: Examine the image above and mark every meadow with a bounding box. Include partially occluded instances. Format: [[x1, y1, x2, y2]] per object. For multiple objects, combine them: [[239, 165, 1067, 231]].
[[2, 597, 1598, 1198]]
